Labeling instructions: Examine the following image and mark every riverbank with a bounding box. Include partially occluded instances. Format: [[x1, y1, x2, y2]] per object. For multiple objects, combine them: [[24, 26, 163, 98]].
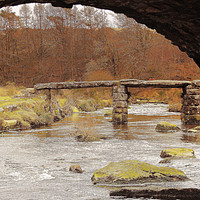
[[0, 83, 183, 132], [0, 84, 112, 132]]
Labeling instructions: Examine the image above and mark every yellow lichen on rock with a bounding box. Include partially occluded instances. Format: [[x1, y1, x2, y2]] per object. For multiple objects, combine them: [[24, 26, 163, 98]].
[[91, 160, 188, 184], [155, 121, 180, 132], [160, 148, 195, 158]]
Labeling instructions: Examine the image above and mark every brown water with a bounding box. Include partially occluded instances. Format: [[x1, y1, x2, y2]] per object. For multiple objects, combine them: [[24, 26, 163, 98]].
[[0, 103, 200, 200]]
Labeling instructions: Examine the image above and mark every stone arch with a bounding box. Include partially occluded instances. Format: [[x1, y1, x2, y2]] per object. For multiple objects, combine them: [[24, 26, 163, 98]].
[[0, 0, 200, 67]]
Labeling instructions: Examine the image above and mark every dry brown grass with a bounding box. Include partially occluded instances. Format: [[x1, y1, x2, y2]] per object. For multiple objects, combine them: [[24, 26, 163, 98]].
[[72, 115, 104, 142], [0, 82, 22, 97]]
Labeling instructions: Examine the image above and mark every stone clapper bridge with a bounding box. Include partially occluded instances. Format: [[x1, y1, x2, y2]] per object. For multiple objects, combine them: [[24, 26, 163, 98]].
[[34, 79, 200, 125]]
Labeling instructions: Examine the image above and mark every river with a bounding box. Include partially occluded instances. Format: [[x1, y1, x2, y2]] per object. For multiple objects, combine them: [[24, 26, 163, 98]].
[[0, 103, 200, 200]]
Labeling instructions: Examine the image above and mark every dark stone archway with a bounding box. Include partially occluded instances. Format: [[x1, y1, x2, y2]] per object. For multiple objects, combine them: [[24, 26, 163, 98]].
[[0, 0, 200, 67]]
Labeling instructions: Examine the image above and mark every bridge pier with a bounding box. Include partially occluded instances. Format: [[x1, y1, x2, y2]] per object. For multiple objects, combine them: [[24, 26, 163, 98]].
[[44, 89, 62, 121], [112, 85, 129, 124], [181, 81, 200, 125]]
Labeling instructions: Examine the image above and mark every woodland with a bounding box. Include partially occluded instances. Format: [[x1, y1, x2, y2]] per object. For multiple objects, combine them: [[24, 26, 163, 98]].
[[0, 4, 199, 88]]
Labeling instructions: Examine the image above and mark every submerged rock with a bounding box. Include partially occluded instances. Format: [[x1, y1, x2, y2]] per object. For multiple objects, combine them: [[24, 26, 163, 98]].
[[155, 121, 180, 132], [91, 160, 188, 185], [110, 188, 200, 199], [76, 134, 100, 142], [160, 148, 195, 158], [188, 126, 200, 133], [104, 109, 113, 117], [69, 164, 83, 173]]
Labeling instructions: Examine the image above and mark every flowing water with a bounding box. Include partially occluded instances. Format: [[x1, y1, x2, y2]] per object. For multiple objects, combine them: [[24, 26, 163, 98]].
[[0, 103, 200, 200]]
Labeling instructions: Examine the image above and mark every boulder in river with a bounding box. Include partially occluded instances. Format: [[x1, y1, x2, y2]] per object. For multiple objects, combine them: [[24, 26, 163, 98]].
[[104, 109, 113, 117], [69, 164, 83, 173], [160, 148, 195, 158], [75, 134, 101, 142], [188, 126, 200, 133], [155, 121, 180, 132], [91, 160, 188, 185]]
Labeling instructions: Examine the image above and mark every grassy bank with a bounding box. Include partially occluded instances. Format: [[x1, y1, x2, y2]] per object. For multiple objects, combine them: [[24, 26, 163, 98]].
[[0, 83, 182, 132], [0, 84, 113, 132]]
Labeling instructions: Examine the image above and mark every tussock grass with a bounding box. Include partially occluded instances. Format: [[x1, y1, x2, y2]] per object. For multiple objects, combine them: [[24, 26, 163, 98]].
[[72, 115, 105, 142], [0, 82, 22, 97]]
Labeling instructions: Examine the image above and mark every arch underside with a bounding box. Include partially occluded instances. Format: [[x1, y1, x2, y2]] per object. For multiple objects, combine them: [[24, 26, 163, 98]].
[[0, 0, 200, 67]]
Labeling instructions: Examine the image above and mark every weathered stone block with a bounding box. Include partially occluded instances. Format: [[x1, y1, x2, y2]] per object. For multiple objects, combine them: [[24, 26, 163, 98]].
[[122, 114, 128, 122], [183, 94, 200, 100], [123, 108, 128, 114], [113, 107, 128, 114], [113, 93, 128, 101], [182, 106, 200, 115], [186, 85, 193, 89], [186, 88, 200, 95], [114, 108, 123, 113], [112, 113, 128, 123], [181, 114, 200, 125], [113, 101, 128, 108], [182, 98, 200, 106], [113, 86, 128, 93], [192, 80, 200, 87]]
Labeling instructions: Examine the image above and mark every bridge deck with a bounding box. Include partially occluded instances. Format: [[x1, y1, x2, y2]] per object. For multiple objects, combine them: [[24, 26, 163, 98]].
[[120, 79, 191, 88], [34, 81, 117, 90], [34, 79, 192, 90]]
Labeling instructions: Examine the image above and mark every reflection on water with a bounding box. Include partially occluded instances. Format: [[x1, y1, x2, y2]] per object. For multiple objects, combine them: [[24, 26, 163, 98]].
[[0, 103, 200, 200]]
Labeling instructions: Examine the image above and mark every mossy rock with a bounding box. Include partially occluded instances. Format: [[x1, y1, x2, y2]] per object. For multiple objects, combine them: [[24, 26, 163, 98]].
[[76, 134, 100, 142], [155, 121, 180, 132], [160, 148, 195, 158], [104, 109, 113, 117], [2, 120, 19, 130], [91, 160, 188, 185], [188, 126, 200, 133]]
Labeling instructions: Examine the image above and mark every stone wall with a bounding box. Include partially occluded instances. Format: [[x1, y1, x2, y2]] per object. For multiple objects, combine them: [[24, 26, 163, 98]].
[[181, 81, 200, 125]]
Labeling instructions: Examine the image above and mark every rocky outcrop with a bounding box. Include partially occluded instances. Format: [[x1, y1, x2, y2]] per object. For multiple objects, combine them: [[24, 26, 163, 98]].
[[91, 160, 188, 185], [155, 121, 180, 132], [1, 0, 199, 67]]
